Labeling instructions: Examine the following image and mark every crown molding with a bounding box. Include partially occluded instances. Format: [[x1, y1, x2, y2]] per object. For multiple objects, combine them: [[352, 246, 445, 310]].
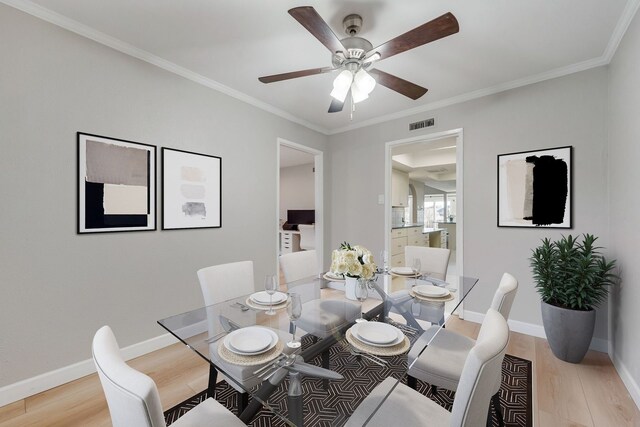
[[603, 0, 640, 63], [0, 0, 330, 135], [3, 0, 639, 137], [328, 56, 609, 135]]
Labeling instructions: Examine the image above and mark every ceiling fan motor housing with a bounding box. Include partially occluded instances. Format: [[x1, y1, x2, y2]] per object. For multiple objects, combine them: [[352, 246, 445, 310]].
[[343, 14, 363, 36], [332, 36, 373, 67]]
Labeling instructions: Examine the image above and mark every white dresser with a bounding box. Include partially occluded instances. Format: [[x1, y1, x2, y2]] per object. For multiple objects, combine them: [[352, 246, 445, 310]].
[[280, 230, 301, 254]]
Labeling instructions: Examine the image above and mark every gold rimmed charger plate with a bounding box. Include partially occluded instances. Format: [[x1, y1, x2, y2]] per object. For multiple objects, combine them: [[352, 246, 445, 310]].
[[244, 297, 290, 311], [409, 289, 455, 303], [345, 328, 410, 357], [217, 339, 285, 366]]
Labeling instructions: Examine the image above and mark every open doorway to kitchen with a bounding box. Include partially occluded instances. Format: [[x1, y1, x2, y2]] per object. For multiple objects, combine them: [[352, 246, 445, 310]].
[[276, 138, 323, 284], [385, 129, 464, 318]]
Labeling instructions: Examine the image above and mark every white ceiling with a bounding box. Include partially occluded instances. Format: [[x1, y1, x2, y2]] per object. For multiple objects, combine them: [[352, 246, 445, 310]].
[[280, 145, 314, 168], [393, 136, 456, 192], [9, 0, 636, 134]]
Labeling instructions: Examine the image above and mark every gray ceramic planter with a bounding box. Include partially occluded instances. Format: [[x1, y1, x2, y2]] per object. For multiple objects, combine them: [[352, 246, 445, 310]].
[[541, 301, 595, 363]]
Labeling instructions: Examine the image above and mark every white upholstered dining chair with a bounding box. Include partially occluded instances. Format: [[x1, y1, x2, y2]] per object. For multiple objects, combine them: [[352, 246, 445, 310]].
[[298, 224, 315, 250], [404, 246, 451, 281], [279, 250, 360, 341], [92, 325, 245, 427], [279, 250, 359, 389], [406, 272, 518, 426], [197, 261, 291, 412], [345, 309, 510, 427]]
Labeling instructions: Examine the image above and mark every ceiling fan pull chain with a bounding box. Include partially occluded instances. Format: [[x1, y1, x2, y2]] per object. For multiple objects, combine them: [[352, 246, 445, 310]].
[[350, 96, 355, 121]]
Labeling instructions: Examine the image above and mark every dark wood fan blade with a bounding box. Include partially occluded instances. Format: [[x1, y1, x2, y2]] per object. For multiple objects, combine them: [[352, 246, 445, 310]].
[[368, 69, 428, 100], [259, 67, 334, 83], [289, 6, 346, 54], [370, 12, 459, 61], [328, 98, 344, 113]]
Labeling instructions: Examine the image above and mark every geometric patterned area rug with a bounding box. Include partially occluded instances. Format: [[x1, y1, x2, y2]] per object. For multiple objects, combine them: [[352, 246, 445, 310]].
[[165, 335, 532, 427]]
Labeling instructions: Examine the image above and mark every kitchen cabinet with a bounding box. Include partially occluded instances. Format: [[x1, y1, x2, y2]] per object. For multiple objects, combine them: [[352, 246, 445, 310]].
[[391, 169, 409, 207], [390, 228, 408, 267]]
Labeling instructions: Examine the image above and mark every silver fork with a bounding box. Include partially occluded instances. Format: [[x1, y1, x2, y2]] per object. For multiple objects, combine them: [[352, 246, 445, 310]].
[[204, 331, 227, 343], [261, 354, 297, 380], [347, 347, 387, 366], [252, 354, 287, 375]]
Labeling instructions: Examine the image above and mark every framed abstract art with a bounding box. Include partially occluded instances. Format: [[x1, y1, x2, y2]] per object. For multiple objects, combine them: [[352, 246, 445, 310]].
[[77, 132, 156, 233], [498, 146, 572, 228], [162, 148, 222, 230]]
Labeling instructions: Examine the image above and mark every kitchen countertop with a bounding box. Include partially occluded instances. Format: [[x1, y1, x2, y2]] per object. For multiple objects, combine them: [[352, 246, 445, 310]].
[[392, 224, 445, 233]]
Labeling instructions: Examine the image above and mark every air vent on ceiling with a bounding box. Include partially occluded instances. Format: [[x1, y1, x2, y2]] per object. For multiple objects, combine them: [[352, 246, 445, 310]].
[[409, 118, 435, 131]]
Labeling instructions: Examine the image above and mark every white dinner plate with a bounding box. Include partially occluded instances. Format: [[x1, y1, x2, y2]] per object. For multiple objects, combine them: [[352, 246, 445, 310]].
[[250, 291, 287, 305], [413, 284, 449, 297], [354, 322, 399, 345], [390, 267, 417, 276], [324, 271, 344, 280], [352, 323, 404, 347], [224, 327, 278, 355]]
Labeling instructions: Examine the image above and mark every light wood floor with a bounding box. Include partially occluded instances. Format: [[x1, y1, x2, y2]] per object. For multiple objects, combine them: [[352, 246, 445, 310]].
[[1, 298, 638, 426]]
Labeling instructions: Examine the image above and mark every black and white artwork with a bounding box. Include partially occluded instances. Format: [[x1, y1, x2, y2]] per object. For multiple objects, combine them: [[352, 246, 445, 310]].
[[498, 146, 572, 228], [77, 132, 156, 233], [162, 148, 221, 230]]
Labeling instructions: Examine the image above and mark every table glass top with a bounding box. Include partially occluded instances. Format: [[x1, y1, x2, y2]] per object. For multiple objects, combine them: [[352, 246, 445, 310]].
[[158, 273, 479, 426]]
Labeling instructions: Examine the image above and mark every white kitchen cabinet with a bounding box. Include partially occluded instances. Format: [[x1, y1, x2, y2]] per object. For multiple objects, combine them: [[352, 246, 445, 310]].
[[391, 169, 410, 207]]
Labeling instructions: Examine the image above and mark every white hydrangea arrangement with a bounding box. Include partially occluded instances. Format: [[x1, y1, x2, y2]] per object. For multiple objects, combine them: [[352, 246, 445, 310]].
[[330, 242, 377, 280]]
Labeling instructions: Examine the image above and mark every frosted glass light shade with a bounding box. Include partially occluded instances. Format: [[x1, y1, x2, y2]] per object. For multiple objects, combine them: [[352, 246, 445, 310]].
[[354, 69, 376, 94], [330, 70, 353, 102], [351, 82, 369, 103]]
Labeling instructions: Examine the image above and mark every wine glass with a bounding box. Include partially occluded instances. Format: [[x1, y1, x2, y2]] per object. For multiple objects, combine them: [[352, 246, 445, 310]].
[[264, 274, 277, 316], [354, 279, 369, 323], [287, 293, 302, 348], [379, 250, 389, 274], [411, 258, 422, 286]]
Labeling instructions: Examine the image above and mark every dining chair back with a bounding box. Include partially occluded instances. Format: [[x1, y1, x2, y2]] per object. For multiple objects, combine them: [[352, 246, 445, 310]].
[[92, 326, 246, 427], [298, 224, 315, 250], [197, 260, 255, 305], [344, 309, 509, 427], [404, 246, 451, 280], [490, 272, 519, 319], [450, 309, 510, 426], [279, 250, 318, 284]]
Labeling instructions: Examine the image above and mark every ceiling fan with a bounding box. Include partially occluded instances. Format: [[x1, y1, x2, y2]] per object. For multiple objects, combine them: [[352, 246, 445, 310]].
[[258, 7, 459, 114]]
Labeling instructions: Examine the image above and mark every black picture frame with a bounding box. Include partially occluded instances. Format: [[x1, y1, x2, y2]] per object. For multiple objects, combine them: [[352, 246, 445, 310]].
[[77, 132, 156, 234], [497, 146, 572, 228], [161, 147, 222, 230]]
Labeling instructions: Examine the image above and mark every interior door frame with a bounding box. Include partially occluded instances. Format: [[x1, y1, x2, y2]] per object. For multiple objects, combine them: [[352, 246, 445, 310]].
[[276, 138, 324, 279], [384, 128, 465, 316]]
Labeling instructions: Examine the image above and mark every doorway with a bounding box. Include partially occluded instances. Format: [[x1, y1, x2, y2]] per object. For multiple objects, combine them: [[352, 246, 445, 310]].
[[276, 138, 324, 279], [384, 128, 464, 317]]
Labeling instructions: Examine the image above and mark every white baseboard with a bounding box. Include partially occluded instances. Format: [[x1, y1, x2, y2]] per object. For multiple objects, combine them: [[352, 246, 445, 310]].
[[0, 333, 178, 408], [462, 310, 609, 353], [611, 353, 640, 409]]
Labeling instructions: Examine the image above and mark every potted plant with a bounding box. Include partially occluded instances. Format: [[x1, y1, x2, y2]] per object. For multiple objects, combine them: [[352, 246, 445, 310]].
[[530, 234, 616, 363]]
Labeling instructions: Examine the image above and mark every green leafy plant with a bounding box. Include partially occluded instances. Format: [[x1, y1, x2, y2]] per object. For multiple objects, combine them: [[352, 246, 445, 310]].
[[530, 234, 617, 311]]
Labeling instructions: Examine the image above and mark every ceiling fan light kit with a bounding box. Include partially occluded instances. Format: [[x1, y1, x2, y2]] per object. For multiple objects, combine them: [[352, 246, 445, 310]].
[[258, 6, 459, 115], [330, 70, 353, 102]]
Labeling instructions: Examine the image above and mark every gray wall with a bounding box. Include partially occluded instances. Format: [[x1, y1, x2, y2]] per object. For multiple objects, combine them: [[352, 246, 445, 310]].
[[329, 67, 610, 339], [609, 9, 640, 399], [279, 164, 315, 221], [0, 5, 327, 387]]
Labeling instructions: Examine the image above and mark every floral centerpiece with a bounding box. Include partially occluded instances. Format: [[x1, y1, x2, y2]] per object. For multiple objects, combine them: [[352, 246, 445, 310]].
[[330, 242, 377, 280]]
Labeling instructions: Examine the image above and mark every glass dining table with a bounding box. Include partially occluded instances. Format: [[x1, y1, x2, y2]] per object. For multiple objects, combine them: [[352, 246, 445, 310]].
[[157, 273, 479, 426]]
